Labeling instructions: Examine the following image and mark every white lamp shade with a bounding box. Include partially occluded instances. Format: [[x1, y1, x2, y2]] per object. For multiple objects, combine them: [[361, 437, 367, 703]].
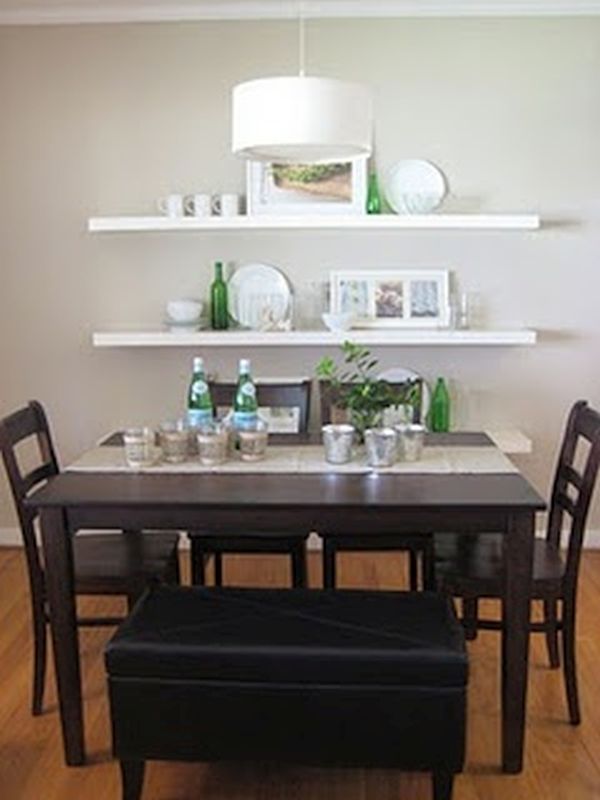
[[232, 76, 372, 163]]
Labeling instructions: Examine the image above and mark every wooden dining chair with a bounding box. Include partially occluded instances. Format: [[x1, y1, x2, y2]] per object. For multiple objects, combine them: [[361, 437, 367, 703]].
[[319, 379, 433, 590], [0, 401, 181, 716], [434, 400, 600, 724], [188, 379, 312, 588]]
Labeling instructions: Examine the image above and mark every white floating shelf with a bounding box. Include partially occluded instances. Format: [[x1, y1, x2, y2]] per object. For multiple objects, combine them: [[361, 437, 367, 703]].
[[87, 213, 540, 233], [92, 329, 537, 348]]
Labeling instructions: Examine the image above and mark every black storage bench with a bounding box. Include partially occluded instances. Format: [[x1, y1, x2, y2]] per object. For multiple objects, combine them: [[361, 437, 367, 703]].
[[105, 586, 468, 800]]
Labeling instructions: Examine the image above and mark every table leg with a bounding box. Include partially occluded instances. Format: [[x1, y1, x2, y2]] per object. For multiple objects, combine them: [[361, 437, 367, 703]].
[[501, 510, 535, 773], [40, 508, 85, 766]]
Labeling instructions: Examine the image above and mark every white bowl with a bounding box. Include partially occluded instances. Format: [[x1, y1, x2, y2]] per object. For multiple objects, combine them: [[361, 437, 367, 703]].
[[322, 312, 354, 332], [166, 299, 202, 324]]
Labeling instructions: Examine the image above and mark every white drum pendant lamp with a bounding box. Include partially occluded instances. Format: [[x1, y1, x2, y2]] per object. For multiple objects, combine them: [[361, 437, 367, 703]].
[[232, 76, 372, 164], [231, 7, 372, 164]]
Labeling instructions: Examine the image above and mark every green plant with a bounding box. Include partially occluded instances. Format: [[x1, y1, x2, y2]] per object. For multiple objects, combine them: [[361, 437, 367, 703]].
[[316, 342, 421, 439]]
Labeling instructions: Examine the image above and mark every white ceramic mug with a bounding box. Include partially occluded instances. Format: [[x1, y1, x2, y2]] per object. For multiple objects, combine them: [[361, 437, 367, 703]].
[[157, 194, 184, 217], [212, 193, 240, 217], [184, 193, 211, 217]]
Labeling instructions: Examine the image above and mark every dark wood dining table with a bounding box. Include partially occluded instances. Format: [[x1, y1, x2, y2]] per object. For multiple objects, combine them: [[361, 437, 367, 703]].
[[26, 432, 545, 774]]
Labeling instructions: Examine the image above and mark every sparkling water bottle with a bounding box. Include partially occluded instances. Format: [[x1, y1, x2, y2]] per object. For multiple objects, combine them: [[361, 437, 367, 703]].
[[233, 358, 258, 431], [187, 356, 213, 428]]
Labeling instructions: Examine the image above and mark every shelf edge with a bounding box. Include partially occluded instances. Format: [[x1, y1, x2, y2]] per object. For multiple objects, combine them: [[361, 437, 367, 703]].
[[92, 329, 538, 348], [87, 213, 541, 233]]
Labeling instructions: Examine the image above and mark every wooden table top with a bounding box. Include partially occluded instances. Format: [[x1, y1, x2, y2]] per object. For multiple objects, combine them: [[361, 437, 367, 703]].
[[26, 430, 545, 513], [27, 470, 545, 512]]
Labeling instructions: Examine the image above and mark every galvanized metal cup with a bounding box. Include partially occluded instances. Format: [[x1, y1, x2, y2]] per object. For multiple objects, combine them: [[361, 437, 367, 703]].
[[196, 422, 228, 466], [364, 427, 398, 468], [322, 423, 355, 465], [395, 423, 426, 462], [238, 418, 269, 462], [158, 420, 189, 463], [123, 427, 156, 469]]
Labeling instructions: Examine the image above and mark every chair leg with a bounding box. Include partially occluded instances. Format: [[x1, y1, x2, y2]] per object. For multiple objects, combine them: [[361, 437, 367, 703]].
[[408, 549, 419, 590], [126, 578, 150, 612], [562, 597, 581, 725], [190, 538, 206, 585], [170, 549, 181, 586], [31, 608, 47, 716], [213, 552, 223, 586], [543, 598, 560, 669], [126, 592, 140, 613], [422, 536, 436, 591], [462, 597, 479, 641], [120, 759, 145, 800], [291, 542, 308, 588], [432, 769, 454, 800], [322, 540, 337, 589]]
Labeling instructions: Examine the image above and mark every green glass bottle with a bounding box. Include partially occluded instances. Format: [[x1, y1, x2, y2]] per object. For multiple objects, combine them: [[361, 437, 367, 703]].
[[429, 377, 451, 432], [210, 261, 229, 330], [366, 171, 382, 215], [186, 356, 213, 428], [233, 358, 258, 430]]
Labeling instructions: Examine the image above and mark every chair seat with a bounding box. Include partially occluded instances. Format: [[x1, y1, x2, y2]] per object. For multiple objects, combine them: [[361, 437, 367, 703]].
[[106, 586, 468, 688], [434, 533, 565, 596], [73, 532, 180, 593]]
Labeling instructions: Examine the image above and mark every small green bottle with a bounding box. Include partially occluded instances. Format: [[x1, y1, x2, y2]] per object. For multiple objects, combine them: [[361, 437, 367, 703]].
[[366, 171, 382, 215], [233, 358, 258, 430], [210, 261, 228, 330], [187, 356, 213, 428], [429, 377, 451, 432]]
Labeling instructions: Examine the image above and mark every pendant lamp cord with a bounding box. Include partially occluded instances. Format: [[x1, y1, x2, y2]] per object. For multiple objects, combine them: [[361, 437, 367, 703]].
[[298, 1, 306, 77]]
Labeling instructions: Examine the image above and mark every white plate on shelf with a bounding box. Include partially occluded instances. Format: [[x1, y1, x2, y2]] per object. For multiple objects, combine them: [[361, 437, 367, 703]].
[[378, 366, 430, 422], [384, 159, 447, 214], [228, 262, 293, 331]]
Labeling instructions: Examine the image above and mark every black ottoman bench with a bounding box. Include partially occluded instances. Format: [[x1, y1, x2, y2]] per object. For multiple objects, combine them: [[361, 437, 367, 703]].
[[105, 587, 468, 800]]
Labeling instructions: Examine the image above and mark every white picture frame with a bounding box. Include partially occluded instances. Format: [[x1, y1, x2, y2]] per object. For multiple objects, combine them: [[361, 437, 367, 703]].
[[246, 158, 368, 216], [329, 269, 451, 328]]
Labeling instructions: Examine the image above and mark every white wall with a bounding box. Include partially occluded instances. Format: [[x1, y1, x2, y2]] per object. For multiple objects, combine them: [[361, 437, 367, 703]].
[[0, 18, 599, 535]]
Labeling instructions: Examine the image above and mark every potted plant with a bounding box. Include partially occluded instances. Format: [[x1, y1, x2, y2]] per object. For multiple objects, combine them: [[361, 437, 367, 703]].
[[316, 342, 421, 441]]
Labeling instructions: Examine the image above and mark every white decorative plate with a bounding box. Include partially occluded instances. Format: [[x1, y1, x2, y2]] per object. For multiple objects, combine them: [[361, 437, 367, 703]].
[[384, 159, 447, 215], [378, 366, 431, 422], [228, 263, 293, 331]]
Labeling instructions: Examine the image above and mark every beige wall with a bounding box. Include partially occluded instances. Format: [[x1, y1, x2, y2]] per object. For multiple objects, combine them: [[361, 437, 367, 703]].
[[1, 18, 599, 532]]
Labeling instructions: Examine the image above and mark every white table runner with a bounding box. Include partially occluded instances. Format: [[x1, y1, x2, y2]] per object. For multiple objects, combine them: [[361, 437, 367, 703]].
[[67, 444, 518, 475]]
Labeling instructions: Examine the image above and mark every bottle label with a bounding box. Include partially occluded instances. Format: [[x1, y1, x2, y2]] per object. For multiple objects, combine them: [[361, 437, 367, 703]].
[[233, 411, 258, 431], [240, 383, 256, 398], [191, 379, 209, 400], [187, 409, 213, 428]]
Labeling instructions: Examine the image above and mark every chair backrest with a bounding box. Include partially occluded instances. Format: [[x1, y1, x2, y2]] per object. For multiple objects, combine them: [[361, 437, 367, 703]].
[[319, 379, 424, 426], [210, 379, 311, 434], [0, 401, 60, 594], [546, 400, 600, 592]]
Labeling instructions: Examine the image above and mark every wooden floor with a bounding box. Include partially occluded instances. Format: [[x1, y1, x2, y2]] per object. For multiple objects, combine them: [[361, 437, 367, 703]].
[[2, 547, 600, 800]]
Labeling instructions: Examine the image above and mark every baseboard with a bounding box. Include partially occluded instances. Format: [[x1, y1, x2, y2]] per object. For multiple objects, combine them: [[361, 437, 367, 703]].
[[585, 529, 600, 549], [1, 528, 599, 550], [0, 527, 22, 547]]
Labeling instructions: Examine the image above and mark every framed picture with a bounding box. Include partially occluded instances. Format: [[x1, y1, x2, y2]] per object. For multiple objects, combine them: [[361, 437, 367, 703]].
[[246, 158, 367, 216], [329, 269, 451, 328]]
